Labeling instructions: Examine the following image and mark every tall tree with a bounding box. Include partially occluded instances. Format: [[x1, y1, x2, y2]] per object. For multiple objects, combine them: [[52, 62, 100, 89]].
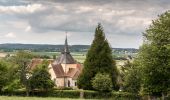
[[123, 60, 142, 93], [13, 51, 33, 96], [139, 11, 170, 98], [78, 23, 118, 90]]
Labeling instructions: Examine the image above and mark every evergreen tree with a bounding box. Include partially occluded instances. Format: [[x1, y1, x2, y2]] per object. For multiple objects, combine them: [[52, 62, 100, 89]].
[[78, 23, 118, 90], [139, 11, 170, 97]]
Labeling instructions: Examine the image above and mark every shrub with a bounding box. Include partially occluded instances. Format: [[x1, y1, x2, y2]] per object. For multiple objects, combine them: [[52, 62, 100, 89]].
[[0, 89, 140, 99], [92, 73, 113, 92]]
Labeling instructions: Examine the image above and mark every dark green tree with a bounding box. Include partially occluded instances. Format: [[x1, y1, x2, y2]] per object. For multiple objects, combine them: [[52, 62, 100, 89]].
[[138, 11, 170, 98], [29, 66, 54, 91], [78, 23, 118, 90]]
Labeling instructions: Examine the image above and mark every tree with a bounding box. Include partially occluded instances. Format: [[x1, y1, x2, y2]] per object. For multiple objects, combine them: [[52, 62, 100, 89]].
[[123, 60, 142, 93], [92, 73, 113, 92], [53, 55, 56, 59], [13, 51, 33, 96], [29, 65, 54, 91], [78, 23, 118, 90], [0, 60, 8, 92], [138, 11, 170, 98]]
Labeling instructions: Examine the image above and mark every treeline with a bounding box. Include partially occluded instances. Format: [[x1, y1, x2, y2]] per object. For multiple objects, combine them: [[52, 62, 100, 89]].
[[0, 44, 90, 52], [0, 43, 138, 53]]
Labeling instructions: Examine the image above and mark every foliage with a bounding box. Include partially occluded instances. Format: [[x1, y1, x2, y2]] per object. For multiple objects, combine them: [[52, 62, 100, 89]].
[[119, 60, 133, 84], [0, 89, 140, 99], [0, 96, 88, 100], [123, 60, 142, 93], [12, 51, 34, 96], [53, 55, 56, 59], [92, 73, 113, 92], [3, 79, 22, 92], [138, 11, 170, 96], [29, 67, 54, 91], [0, 60, 8, 91], [78, 23, 118, 90]]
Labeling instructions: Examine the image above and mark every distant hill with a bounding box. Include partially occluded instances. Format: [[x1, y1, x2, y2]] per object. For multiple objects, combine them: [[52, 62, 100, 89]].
[[0, 43, 138, 53]]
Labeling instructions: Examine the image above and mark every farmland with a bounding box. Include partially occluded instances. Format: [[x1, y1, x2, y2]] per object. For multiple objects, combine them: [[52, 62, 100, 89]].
[[0, 51, 136, 64]]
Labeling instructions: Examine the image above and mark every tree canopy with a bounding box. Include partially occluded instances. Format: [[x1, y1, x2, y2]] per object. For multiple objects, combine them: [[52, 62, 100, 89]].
[[139, 11, 170, 96]]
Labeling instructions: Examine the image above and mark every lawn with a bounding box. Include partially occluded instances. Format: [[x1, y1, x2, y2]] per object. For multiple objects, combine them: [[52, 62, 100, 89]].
[[0, 96, 94, 100]]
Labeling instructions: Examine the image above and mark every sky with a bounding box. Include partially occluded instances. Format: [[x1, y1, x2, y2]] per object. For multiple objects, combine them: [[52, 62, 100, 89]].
[[0, 0, 169, 48]]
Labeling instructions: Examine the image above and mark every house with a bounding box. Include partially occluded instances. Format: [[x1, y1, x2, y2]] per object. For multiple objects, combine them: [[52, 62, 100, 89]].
[[48, 36, 82, 88]]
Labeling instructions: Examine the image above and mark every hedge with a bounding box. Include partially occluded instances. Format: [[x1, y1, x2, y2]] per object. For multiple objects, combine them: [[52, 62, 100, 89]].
[[0, 89, 140, 99]]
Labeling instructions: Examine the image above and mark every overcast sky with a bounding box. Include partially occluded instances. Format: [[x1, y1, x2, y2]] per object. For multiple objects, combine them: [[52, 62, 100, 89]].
[[0, 0, 169, 48]]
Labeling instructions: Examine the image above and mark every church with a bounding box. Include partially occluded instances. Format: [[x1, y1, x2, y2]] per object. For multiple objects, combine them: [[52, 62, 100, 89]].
[[48, 36, 82, 88]]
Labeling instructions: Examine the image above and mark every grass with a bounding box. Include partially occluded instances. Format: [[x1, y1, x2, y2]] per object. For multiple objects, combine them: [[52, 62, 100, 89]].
[[32, 52, 87, 63], [0, 96, 94, 100]]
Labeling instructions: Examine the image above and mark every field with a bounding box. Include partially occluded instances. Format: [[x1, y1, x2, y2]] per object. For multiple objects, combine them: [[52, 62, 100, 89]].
[[1, 51, 134, 64], [32, 52, 87, 63], [0, 96, 94, 100]]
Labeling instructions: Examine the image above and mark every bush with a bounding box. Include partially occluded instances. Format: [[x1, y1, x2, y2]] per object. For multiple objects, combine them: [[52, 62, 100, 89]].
[[0, 89, 140, 99], [112, 91, 140, 99], [54, 87, 73, 90], [92, 73, 113, 92]]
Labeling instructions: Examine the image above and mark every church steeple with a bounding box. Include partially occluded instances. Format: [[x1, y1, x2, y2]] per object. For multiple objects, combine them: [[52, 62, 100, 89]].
[[64, 34, 70, 53], [53, 33, 76, 64]]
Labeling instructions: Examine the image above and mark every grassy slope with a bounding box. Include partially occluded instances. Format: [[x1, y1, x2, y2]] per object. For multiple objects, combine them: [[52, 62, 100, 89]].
[[0, 96, 93, 100]]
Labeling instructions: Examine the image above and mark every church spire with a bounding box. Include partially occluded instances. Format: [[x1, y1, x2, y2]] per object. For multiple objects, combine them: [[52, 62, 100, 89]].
[[64, 32, 70, 53]]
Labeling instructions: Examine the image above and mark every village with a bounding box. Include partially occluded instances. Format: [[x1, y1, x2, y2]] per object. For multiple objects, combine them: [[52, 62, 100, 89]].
[[0, 0, 170, 100]]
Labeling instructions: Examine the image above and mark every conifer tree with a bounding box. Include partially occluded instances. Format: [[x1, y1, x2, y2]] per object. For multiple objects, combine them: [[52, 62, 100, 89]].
[[78, 23, 118, 90]]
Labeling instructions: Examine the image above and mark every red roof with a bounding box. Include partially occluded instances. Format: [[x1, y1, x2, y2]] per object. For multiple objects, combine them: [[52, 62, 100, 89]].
[[51, 63, 82, 79]]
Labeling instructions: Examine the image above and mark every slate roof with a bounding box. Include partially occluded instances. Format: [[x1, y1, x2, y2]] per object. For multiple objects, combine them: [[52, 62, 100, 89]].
[[51, 36, 82, 79], [53, 35, 76, 64]]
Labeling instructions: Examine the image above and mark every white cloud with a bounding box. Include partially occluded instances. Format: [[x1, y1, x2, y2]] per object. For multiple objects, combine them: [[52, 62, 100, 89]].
[[0, 0, 170, 48], [5, 32, 16, 38], [25, 26, 31, 32], [0, 4, 43, 14]]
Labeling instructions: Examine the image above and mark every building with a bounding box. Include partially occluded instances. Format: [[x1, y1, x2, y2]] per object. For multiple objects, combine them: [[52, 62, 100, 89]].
[[48, 36, 82, 88]]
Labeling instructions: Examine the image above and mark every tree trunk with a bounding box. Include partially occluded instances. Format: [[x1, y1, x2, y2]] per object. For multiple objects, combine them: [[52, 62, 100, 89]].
[[162, 92, 165, 100], [80, 89, 84, 99], [26, 87, 30, 96]]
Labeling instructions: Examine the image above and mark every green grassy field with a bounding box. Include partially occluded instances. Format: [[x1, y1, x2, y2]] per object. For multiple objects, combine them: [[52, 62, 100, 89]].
[[32, 52, 87, 63], [2, 51, 133, 64], [0, 96, 94, 100]]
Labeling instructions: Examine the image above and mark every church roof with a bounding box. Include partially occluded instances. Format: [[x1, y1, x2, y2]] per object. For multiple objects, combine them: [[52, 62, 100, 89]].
[[51, 63, 82, 79], [53, 35, 76, 64], [52, 64, 65, 78]]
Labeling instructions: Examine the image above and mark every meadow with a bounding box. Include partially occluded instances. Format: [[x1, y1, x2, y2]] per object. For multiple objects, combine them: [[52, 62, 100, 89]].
[[32, 52, 87, 63], [0, 51, 132, 64]]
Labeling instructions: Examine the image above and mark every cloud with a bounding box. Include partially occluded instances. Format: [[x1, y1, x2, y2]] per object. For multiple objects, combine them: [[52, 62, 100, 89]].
[[0, 0, 170, 48], [0, 4, 44, 14], [25, 26, 31, 32], [5, 32, 16, 38]]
